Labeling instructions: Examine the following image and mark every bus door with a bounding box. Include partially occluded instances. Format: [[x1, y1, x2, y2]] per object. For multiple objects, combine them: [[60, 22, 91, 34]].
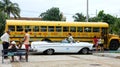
[[102, 28, 108, 48]]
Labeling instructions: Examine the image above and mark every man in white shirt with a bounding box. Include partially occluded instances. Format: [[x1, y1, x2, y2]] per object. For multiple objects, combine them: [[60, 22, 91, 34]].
[[1, 31, 10, 59], [67, 33, 74, 43]]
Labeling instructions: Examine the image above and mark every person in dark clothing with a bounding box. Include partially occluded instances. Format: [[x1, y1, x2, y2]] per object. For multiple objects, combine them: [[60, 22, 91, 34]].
[[0, 31, 10, 59], [8, 41, 17, 62]]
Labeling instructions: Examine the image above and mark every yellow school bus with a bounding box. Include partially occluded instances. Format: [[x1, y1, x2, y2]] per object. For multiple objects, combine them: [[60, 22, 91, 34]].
[[5, 20, 120, 50]]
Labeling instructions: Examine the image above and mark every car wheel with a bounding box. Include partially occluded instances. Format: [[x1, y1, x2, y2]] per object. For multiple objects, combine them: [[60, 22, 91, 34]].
[[46, 49, 54, 55], [81, 48, 89, 54]]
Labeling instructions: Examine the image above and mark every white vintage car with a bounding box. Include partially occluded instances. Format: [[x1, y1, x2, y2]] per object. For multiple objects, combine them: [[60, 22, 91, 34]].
[[31, 41, 93, 55]]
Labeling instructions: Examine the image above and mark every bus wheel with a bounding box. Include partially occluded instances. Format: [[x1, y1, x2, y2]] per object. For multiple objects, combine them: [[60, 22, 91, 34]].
[[109, 40, 119, 50]]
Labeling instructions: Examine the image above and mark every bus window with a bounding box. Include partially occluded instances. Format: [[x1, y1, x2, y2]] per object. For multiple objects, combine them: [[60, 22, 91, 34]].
[[84, 27, 91, 32], [41, 26, 47, 32], [70, 27, 76, 32], [48, 26, 54, 32], [93, 27, 100, 32], [16, 26, 23, 31], [33, 26, 39, 32], [8, 26, 15, 31], [77, 27, 83, 32], [56, 26, 62, 32], [25, 26, 31, 31], [63, 26, 69, 32]]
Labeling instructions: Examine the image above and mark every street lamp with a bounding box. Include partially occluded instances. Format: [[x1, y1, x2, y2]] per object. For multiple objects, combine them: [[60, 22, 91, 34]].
[[86, 0, 89, 22]]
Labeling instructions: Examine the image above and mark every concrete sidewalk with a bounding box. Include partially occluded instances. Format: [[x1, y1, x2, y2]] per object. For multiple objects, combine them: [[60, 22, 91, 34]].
[[93, 52, 120, 59]]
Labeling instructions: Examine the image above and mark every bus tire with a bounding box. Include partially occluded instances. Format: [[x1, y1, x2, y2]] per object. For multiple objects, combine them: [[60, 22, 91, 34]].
[[109, 40, 119, 50]]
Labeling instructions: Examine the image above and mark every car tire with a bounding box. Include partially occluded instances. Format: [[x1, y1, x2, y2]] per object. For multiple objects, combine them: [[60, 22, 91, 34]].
[[46, 49, 54, 55], [80, 48, 89, 54]]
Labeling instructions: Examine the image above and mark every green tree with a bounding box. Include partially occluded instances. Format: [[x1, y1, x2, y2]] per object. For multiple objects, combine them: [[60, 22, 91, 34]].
[[97, 10, 105, 21], [0, 0, 20, 19], [0, 12, 6, 36], [73, 13, 86, 22], [89, 17, 99, 22], [97, 10, 118, 34], [111, 18, 120, 35], [97, 10, 116, 24], [40, 7, 63, 21]]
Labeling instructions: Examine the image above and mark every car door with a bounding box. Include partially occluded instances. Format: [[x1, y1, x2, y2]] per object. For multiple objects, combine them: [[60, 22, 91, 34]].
[[59, 43, 80, 53]]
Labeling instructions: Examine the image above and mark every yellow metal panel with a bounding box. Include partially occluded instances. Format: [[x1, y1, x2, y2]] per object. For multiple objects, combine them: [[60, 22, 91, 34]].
[[6, 20, 109, 27]]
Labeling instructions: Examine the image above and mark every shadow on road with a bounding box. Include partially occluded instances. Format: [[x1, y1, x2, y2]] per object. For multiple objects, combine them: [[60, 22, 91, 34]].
[[29, 49, 120, 55], [29, 52, 92, 55]]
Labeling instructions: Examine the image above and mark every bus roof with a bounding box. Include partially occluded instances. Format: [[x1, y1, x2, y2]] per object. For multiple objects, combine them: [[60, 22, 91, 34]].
[[6, 20, 109, 27]]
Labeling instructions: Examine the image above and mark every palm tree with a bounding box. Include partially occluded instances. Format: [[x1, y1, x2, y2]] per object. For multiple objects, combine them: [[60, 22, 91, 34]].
[[0, 0, 20, 19], [73, 13, 86, 22]]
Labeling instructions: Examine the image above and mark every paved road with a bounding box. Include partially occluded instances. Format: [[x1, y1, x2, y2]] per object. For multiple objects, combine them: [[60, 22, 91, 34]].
[[0, 54, 120, 67]]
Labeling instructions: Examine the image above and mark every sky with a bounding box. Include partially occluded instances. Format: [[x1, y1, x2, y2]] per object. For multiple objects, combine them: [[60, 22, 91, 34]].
[[10, 0, 120, 21]]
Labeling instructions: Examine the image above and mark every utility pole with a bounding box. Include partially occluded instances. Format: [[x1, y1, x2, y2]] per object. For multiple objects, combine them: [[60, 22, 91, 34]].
[[96, 10, 97, 17], [86, 0, 89, 22]]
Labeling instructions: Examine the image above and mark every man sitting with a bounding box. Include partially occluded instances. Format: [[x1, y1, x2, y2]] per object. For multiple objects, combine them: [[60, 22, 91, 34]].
[[67, 33, 74, 43], [8, 41, 17, 62]]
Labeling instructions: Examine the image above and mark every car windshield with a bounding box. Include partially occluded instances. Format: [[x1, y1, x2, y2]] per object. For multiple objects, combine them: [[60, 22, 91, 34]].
[[61, 39, 69, 43]]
